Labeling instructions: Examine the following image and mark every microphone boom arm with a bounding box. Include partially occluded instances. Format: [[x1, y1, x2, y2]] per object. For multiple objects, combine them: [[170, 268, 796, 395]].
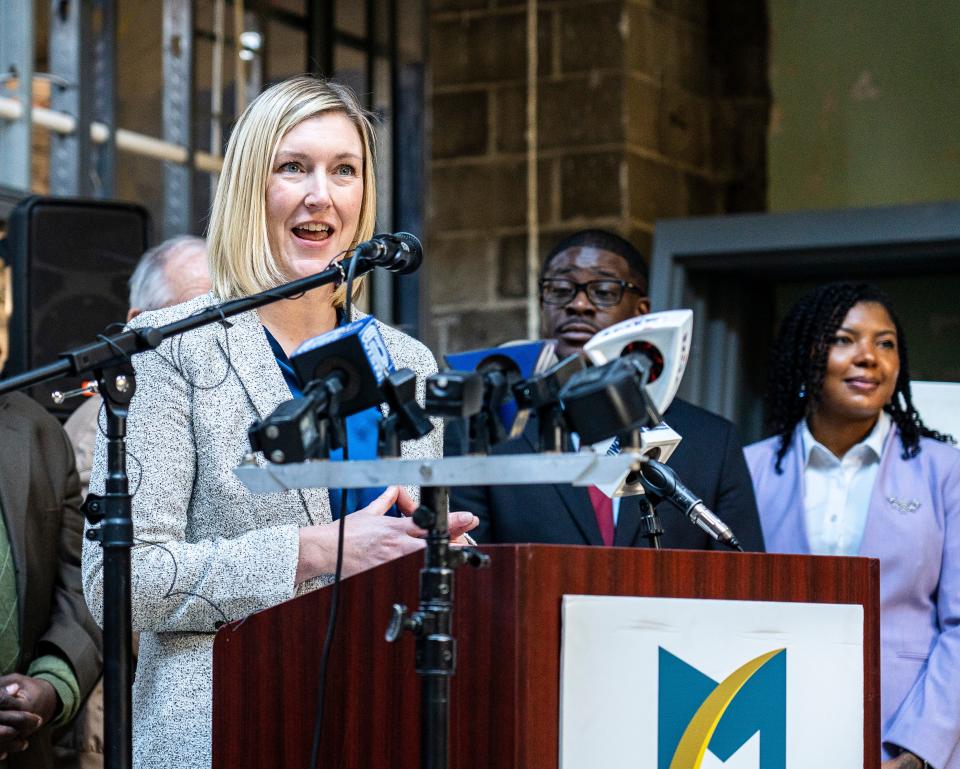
[[0, 251, 383, 396]]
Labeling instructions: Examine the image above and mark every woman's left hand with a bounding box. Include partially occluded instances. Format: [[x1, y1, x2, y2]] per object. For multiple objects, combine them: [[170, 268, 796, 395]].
[[396, 487, 479, 544], [881, 753, 926, 769]]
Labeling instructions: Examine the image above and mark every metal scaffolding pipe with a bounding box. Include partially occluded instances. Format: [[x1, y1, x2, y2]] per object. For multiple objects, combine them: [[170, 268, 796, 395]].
[[0, 95, 222, 173]]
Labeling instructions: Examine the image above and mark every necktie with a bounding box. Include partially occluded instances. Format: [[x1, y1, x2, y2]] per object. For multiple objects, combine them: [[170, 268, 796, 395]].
[[587, 486, 615, 546]]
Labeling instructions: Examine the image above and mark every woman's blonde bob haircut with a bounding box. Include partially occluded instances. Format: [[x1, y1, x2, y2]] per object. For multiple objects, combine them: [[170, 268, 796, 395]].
[[207, 76, 377, 303]]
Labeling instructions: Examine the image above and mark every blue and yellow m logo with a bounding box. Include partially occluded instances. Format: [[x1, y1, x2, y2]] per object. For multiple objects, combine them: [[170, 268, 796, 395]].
[[658, 647, 786, 769]]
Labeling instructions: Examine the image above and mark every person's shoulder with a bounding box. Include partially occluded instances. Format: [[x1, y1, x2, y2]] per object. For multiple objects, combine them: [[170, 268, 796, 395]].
[[369, 315, 437, 374], [126, 292, 220, 331], [744, 433, 779, 451], [0, 392, 72, 462], [915, 433, 960, 469], [63, 394, 101, 441], [0, 390, 59, 429], [664, 398, 736, 433], [744, 434, 779, 462], [126, 293, 252, 359]]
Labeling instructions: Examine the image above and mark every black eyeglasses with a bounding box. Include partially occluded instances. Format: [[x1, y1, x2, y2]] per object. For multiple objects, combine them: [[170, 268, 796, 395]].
[[538, 278, 646, 307]]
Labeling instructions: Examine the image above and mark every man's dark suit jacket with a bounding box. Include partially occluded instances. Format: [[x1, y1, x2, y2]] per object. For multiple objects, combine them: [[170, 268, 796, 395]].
[[450, 398, 765, 551], [0, 392, 102, 769]]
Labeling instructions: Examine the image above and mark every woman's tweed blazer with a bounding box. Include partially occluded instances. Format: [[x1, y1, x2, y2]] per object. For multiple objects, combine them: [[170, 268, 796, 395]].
[[81, 294, 442, 769]]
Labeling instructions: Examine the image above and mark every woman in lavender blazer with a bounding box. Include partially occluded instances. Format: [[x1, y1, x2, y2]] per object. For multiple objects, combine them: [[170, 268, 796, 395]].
[[745, 283, 959, 769]]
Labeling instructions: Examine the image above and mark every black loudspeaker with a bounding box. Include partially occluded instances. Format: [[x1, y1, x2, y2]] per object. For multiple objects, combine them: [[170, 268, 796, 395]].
[[4, 196, 151, 415]]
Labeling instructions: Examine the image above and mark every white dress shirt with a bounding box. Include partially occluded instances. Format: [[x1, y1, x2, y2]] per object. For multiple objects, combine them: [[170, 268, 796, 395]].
[[801, 411, 890, 556]]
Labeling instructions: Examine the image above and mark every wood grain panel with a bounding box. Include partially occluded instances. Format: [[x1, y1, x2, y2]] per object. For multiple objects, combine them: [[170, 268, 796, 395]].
[[212, 545, 879, 768]]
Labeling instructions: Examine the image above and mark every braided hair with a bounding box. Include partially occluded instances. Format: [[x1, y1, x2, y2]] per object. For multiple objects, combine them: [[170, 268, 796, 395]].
[[765, 282, 954, 473]]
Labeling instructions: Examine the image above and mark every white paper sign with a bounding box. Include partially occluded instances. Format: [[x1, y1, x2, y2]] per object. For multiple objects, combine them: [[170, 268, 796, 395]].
[[560, 595, 863, 769]]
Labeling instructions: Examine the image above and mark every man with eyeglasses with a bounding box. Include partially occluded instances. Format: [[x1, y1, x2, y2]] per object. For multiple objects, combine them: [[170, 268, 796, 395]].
[[451, 229, 765, 551]]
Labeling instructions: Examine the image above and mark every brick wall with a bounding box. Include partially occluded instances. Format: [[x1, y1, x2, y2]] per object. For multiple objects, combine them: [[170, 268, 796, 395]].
[[425, 0, 768, 355]]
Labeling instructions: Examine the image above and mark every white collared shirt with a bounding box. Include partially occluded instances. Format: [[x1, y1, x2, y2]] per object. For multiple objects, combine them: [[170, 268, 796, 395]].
[[801, 411, 890, 556]]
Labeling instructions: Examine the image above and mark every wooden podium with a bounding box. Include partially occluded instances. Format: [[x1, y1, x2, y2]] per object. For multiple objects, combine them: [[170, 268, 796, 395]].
[[212, 545, 879, 768]]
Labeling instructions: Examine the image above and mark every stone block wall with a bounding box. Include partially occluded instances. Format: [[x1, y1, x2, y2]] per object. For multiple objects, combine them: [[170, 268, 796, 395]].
[[425, 0, 769, 355]]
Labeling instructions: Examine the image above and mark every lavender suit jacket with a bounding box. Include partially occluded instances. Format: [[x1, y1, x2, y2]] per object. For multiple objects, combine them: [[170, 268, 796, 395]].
[[746, 427, 960, 768]]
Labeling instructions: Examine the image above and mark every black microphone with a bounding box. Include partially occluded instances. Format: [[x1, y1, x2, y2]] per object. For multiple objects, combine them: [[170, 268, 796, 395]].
[[248, 316, 396, 463], [353, 232, 423, 274], [637, 458, 743, 551], [291, 315, 394, 415]]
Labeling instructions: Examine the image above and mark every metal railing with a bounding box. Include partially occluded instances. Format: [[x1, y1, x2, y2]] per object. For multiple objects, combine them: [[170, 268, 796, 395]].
[[0, 95, 222, 174]]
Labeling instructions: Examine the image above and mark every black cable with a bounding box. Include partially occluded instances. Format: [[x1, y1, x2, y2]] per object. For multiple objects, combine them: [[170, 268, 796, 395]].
[[134, 538, 230, 625], [309, 252, 359, 769]]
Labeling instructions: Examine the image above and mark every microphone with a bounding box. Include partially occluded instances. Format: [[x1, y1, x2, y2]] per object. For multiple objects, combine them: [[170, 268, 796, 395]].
[[249, 316, 396, 463], [559, 354, 660, 445], [353, 232, 423, 274], [444, 339, 557, 436], [637, 458, 743, 551], [556, 351, 681, 498], [580, 310, 692, 494], [583, 309, 692, 416], [291, 315, 394, 415]]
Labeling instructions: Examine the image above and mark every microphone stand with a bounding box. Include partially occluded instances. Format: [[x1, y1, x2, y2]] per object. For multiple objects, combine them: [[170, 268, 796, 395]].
[[637, 495, 664, 549], [384, 394, 491, 769], [387, 486, 489, 769], [620, 429, 663, 549], [0, 253, 380, 769], [415, 486, 455, 769], [81, 364, 136, 769]]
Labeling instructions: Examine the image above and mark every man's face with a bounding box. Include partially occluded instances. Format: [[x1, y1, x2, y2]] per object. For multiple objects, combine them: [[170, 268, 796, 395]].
[[539, 246, 650, 359]]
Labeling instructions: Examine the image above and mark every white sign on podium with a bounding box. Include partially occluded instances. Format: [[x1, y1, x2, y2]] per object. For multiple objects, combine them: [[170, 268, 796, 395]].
[[560, 596, 863, 769]]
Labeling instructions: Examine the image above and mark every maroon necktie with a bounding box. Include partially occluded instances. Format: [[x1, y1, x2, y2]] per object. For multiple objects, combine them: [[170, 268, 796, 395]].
[[587, 486, 614, 546]]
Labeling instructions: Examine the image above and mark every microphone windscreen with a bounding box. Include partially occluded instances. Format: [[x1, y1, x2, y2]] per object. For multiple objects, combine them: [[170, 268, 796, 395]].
[[392, 232, 423, 274], [290, 315, 394, 415]]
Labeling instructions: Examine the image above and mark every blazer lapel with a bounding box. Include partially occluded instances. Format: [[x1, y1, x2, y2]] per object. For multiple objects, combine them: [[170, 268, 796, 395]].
[[858, 427, 901, 556], [759, 429, 810, 554], [214, 310, 289, 421], [0, 399, 31, 612], [214, 311, 332, 523], [521, 418, 603, 545], [614, 495, 643, 546]]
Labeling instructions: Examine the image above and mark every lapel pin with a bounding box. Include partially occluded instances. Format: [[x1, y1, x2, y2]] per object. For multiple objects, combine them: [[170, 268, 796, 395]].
[[887, 496, 921, 514]]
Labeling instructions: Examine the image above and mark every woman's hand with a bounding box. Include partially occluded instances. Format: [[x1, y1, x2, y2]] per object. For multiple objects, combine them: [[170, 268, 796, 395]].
[[881, 752, 926, 769], [393, 487, 480, 543], [296, 486, 479, 583]]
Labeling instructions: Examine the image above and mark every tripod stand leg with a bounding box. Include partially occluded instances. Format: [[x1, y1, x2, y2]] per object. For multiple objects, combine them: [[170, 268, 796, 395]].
[[101, 539, 132, 769], [391, 486, 489, 769], [417, 486, 454, 769]]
